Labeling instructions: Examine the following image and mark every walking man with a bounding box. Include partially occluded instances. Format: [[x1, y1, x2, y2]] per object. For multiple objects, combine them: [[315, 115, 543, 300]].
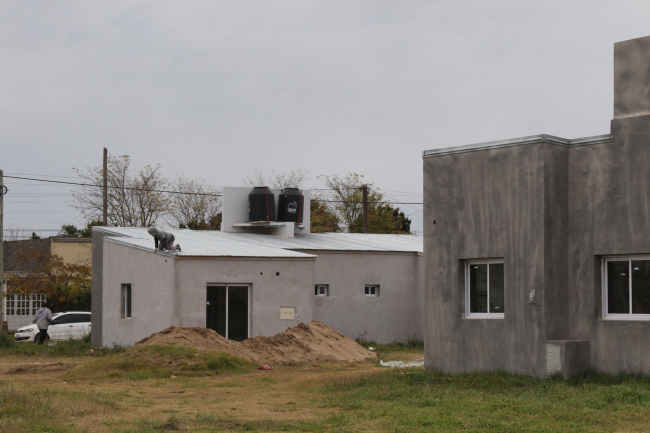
[[34, 302, 52, 345], [147, 227, 182, 252]]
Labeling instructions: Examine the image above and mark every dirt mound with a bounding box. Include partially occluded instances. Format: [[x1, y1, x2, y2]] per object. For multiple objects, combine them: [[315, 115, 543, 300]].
[[7, 362, 72, 374], [134, 321, 376, 364]]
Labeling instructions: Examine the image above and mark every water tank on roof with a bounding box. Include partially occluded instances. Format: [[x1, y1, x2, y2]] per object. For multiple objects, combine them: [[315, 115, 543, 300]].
[[248, 187, 276, 223], [277, 188, 304, 224]]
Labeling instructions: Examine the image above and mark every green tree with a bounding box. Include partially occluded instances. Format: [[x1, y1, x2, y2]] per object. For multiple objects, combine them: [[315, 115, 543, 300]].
[[349, 204, 411, 234], [56, 219, 103, 238], [310, 200, 341, 233], [179, 213, 222, 230], [318, 173, 411, 234], [30, 232, 41, 239], [3, 250, 92, 312]]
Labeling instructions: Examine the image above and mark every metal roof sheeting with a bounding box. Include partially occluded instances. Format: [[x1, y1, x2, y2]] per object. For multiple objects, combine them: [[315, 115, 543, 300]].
[[95, 227, 422, 258]]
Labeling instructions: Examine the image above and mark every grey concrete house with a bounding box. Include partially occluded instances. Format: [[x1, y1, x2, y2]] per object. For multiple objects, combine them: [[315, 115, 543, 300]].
[[423, 35, 650, 377], [92, 187, 423, 347]]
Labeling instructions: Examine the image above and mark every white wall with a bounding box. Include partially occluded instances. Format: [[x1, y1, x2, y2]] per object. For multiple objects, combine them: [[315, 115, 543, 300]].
[[101, 242, 176, 347], [312, 252, 423, 344], [174, 257, 315, 337]]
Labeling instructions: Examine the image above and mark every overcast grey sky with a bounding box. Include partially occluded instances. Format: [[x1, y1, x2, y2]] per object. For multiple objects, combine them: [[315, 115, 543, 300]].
[[2, 1, 650, 234]]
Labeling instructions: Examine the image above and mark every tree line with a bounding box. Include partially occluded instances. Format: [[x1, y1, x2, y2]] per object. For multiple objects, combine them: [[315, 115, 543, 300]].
[[4, 157, 412, 312], [60, 156, 411, 236]]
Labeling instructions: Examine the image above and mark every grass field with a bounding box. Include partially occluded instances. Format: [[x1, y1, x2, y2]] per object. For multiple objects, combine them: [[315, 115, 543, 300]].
[[2, 337, 650, 432]]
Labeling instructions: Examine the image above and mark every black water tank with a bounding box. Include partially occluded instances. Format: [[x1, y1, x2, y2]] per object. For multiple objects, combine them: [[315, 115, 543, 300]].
[[248, 187, 276, 223], [278, 188, 304, 224]]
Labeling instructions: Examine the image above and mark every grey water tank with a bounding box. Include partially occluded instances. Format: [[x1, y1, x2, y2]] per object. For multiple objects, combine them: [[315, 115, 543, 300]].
[[248, 187, 276, 223], [277, 188, 304, 224]]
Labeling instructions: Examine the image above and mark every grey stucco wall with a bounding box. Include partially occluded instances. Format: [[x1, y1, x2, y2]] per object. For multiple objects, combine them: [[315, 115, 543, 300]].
[[423, 142, 549, 374], [614, 36, 650, 118], [91, 231, 106, 347], [173, 257, 315, 337], [569, 115, 650, 373], [312, 252, 422, 344], [101, 242, 176, 347]]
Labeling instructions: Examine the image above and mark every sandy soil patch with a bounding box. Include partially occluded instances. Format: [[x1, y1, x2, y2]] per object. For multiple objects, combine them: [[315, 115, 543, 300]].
[[134, 321, 377, 364]]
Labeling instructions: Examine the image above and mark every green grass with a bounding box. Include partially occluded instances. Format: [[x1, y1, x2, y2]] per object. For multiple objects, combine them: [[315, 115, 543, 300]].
[[358, 336, 424, 354], [0, 334, 123, 357], [69, 343, 254, 380], [308, 369, 650, 432]]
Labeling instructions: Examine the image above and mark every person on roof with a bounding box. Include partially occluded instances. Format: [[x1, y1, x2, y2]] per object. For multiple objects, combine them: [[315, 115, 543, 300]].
[[147, 227, 182, 253]]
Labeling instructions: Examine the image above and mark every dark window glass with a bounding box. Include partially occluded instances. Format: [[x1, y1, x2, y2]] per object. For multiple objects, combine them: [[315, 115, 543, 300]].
[[469, 264, 488, 313], [52, 314, 76, 325], [632, 260, 650, 314], [228, 286, 249, 342], [315, 286, 318, 296], [70, 314, 91, 324], [365, 287, 370, 295], [207, 286, 227, 337], [489, 263, 505, 313], [125, 285, 132, 318], [607, 261, 630, 314]]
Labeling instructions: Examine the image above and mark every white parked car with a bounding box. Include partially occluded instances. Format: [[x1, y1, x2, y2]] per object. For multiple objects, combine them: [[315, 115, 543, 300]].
[[13, 311, 91, 343]]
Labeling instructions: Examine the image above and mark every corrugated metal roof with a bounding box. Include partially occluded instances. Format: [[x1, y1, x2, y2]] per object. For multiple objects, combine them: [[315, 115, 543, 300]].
[[213, 231, 423, 253], [94, 227, 422, 258]]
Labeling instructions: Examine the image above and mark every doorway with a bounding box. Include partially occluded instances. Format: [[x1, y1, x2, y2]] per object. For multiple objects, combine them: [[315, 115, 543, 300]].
[[206, 285, 250, 341]]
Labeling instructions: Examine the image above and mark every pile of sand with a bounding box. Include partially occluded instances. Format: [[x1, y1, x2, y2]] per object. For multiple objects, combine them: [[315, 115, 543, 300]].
[[134, 321, 376, 364]]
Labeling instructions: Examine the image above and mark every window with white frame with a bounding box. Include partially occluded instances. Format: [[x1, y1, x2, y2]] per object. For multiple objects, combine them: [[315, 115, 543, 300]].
[[16, 294, 29, 315], [466, 260, 504, 318], [7, 296, 14, 316], [31, 294, 46, 315], [5, 294, 47, 316], [603, 256, 650, 319], [121, 284, 132, 319], [315, 284, 329, 297], [365, 285, 379, 297]]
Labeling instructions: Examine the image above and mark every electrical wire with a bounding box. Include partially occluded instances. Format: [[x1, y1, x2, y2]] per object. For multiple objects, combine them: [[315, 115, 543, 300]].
[[4, 175, 223, 197], [4, 176, 423, 204]]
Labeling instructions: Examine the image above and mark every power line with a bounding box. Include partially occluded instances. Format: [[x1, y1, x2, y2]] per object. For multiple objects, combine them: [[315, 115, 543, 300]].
[[4, 176, 423, 204], [4, 211, 79, 214], [5, 171, 80, 179], [4, 175, 223, 197]]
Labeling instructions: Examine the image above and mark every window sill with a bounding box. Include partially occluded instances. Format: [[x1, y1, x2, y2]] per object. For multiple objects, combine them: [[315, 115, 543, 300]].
[[464, 314, 504, 320], [602, 315, 650, 321]]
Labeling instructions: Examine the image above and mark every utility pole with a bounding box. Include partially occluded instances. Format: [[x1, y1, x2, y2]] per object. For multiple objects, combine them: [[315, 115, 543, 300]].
[[362, 185, 369, 234], [0, 169, 6, 335], [103, 148, 108, 226]]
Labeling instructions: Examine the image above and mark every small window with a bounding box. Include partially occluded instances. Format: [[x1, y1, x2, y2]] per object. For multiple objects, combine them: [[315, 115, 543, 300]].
[[315, 284, 329, 297], [604, 256, 650, 319], [121, 284, 132, 319], [365, 285, 379, 297], [466, 260, 504, 318]]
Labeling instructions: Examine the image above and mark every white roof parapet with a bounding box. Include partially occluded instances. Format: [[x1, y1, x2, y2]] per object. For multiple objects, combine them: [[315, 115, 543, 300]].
[[422, 134, 614, 159]]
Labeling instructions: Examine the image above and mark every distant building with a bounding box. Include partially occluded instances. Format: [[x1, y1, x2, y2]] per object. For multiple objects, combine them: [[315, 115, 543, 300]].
[[92, 187, 424, 347], [423, 35, 650, 377], [2, 237, 91, 331]]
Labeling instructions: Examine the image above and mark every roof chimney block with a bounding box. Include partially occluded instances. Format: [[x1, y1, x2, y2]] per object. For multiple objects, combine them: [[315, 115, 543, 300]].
[[614, 35, 650, 119]]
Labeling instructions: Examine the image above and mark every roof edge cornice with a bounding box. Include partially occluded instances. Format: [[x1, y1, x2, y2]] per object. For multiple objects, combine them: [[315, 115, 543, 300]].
[[422, 134, 614, 159]]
